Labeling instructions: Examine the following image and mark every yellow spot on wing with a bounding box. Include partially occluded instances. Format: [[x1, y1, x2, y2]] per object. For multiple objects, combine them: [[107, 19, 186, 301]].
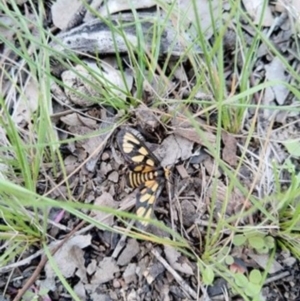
[[146, 159, 155, 166], [141, 165, 154, 172], [151, 181, 159, 191], [126, 134, 140, 144], [140, 187, 147, 194], [133, 165, 144, 172], [132, 155, 145, 163], [143, 208, 152, 220], [136, 206, 153, 226], [140, 193, 150, 203], [139, 147, 148, 155], [123, 142, 134, 153], [147, 194, 156, 204], [139, 180, 159, 204], [136, 207, 145, 217]]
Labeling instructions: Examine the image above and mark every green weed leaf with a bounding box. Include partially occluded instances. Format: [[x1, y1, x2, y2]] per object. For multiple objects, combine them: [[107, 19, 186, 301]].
[[234, 273, 248, 287], [249, 269, 262, 284], [233, 234, 247, 246], [283, 140, 300, 157], [202, 266, 215, 285], [248, 236, 264, 249]]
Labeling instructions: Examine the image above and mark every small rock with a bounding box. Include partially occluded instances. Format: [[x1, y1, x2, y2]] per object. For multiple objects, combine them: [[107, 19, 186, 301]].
[[181, 200, 197, 227], [100, 162, 112, 176], [117, 239, 140, 266], [86, 259, 97, 275], [113, 278, 121, 288], [164, 245, 194, 275], [123, 263, 137, 284], [108, 171, 119, 183], [91, 257, 119, 284], [143, 262, 165, 284], [282, 257, 296, 267], [90, 293, 112, 301], [102, 152, 110, 161], [127, 290, 138, 301]]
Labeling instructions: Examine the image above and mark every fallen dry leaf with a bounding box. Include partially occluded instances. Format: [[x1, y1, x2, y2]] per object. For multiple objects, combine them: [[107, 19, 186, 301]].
[[248, 252, 283, 274], [123, 263, 137, 284], [86, 259, 97, 275], [176, 164, 189, 179], [77, 113, 98, 127], [203, 157, 221, 178], [12, 77, 39, 127], [61, 64, 99, 107], [143, 261, 165, 284], [98, 58, 133, 101], [264, 57, 289, 106], [242, 0, 274, 26], [97, 0, 157, 16], [143, 72, 176, 103], [108, 170, 119, 183], [180, 199, 197, 227], [64, 155, 79, 175], [92, 192, 118, 226], [60, 113, 97, 127], [117, 238, 140, 266], [172, 114, 217, 147], [177, 0, 220, 39], [158, 134, 194, 167], [73, 281, 87, 300], [135, 105, 160, 132], [222, 131, 238, 167], [41, 235, 91, 291], [207, 180, 246, 216], [52, 0, 82, 30], [66, 124, 104, 172], [164, 245, 194, 275], [275, 0, 300, 14], [90, 257, 119, 284]]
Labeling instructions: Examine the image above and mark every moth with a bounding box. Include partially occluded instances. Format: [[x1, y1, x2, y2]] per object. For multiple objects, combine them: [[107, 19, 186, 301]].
[[117, 128, 170, 226]]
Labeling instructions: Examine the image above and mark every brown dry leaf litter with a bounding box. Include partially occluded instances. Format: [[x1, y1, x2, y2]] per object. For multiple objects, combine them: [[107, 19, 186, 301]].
[[60, 60, 133, 106], [41, 235, 91, 291], [2, 0, 300, 300], [164, 245, 194, 275], [51, 0, 82, 30], [92, 192, 118, 226], [221, 131, 238, 167], [158, 134, 194, 167], [242, 0, 274, 26]]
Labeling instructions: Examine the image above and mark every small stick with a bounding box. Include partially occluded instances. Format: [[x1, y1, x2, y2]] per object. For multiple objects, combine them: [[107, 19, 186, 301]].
[[151, 248, 198, 300]]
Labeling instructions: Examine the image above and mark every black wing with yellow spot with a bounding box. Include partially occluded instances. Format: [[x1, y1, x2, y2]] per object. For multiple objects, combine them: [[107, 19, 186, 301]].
[[135, 179, 164, 225], [116, 128, 160, 170], [116, 128, 169, 226]]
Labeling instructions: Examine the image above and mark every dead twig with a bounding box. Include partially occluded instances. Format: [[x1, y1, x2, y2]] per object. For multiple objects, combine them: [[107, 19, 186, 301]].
[[151, 248, 198, 300]]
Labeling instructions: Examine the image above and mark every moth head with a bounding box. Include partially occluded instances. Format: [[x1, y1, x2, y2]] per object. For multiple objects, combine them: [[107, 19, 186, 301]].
[[163, 166, 171, 180]]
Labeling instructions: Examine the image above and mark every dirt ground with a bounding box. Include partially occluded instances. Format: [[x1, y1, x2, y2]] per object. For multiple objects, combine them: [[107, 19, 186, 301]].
[[1, 1, 300, 301]]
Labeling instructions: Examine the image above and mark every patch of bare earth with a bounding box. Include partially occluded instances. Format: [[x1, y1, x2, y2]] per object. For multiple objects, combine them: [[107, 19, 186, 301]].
[[1, 0, 300, 301]]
